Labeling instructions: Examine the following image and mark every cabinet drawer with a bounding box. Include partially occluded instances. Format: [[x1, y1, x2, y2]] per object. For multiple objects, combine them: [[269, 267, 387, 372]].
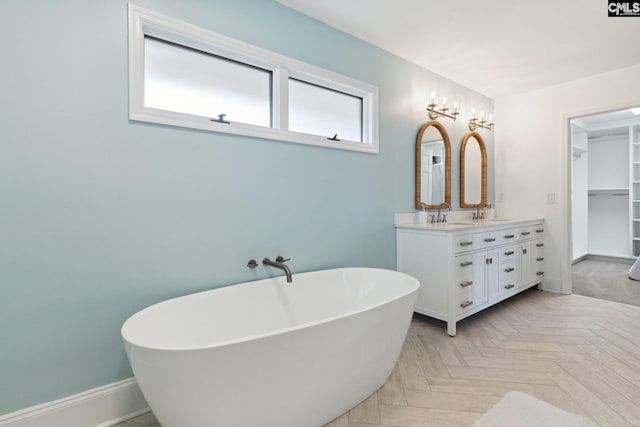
[[456, 292, 477, 315], [456, 277, 475, 296], [534, 239, 545, 256], [534, 254, 545, 266], [455, 234, 474, 253], [500, 263, 516, 281], [533, 260, 544, 277], [455, 256, 475, 282], [499, 279, 518, 295], [473, 231, 502, 248], [500, 245, 516, 263], [501, 229, 518, 243], [515, 226, 534, 241], [533, 225, 545, 236]]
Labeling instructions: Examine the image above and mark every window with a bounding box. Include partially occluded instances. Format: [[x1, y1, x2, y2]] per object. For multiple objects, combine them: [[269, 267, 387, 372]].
[[144, 37, 272, 127], [128, 5, 379, 153], [288, 78, 362, 142]]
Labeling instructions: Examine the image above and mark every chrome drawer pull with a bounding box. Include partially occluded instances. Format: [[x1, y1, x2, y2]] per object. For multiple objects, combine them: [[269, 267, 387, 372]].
[[536, 257, 544, 261], [536, 229, 544, 233], [504, 284, 515, 290], [459, 241, 473, 246], [504, 251, 515, 256], [521, 231, 531, 236], [460, 261, 473, 267], [460, 281, 473, 288], [484, 238, 496, 242], [536, 243, 544, 247], [504, 267, 515, 273], [536, 271, 544, 276], [504, 234, 515, 239], [460, 300, 473, 308]]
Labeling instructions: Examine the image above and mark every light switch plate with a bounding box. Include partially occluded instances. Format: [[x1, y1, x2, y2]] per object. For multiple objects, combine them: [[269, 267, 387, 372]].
[[546, 192, 555, 204]]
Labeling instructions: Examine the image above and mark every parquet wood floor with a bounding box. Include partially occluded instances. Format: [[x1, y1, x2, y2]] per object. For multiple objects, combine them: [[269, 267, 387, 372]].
[[118, 288, 640, 427]]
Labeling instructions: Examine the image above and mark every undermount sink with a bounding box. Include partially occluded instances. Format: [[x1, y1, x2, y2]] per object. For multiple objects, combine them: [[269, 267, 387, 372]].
[[485, 218, 511, 222], [446, 222, 473, 225]]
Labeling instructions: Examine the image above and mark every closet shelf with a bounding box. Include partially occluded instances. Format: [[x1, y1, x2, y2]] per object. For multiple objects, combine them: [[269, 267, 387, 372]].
[[588, 188, 629, 196]]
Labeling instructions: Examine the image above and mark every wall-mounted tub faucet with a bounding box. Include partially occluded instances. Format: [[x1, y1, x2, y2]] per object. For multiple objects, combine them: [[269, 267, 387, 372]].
[[263, 256, 293, 283]]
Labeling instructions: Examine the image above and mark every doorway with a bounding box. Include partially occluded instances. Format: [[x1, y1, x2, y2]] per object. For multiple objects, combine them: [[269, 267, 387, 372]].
[[570, 107, 640, 305]]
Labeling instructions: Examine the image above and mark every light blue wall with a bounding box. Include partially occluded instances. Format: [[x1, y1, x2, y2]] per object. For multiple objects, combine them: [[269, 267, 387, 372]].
[[0, 0, 493, 414]]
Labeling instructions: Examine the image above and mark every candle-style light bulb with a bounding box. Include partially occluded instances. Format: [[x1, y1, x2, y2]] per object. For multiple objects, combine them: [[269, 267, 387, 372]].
[[431, 92, 436, 104], [453, 101, 458, 112], [472, 108, 476, 117], [489, 113, 493, 122]]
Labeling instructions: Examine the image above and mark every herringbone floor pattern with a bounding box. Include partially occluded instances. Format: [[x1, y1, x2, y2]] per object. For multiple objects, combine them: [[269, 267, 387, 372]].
[[119, 288, 640, 427]]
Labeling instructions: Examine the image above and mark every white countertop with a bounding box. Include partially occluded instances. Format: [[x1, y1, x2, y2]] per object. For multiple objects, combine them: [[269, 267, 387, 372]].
[[394, 212, 543, 232]]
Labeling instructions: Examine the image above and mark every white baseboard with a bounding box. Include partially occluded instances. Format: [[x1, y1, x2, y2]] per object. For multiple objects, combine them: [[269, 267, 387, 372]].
[[0, 378, 149, 427], [585, 254, 635, 265], [539, 277, 566, 294]]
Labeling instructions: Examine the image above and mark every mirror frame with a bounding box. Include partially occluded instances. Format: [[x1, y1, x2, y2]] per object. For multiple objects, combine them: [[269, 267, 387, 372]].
[[460, 131, 488, 208], [415, 120, 451, 210]]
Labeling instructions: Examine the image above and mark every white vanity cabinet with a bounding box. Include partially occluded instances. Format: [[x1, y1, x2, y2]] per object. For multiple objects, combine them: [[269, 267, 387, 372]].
[[396, 219, 544, 336]]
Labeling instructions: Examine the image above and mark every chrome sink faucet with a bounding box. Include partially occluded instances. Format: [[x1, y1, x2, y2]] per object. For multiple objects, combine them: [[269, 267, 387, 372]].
[[263, 256, 293, 283], [473, 202, 489, 220], [435, 202, 451, 223]]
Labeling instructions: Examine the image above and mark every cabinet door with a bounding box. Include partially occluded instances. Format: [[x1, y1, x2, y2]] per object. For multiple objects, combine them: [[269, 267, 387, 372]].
[[515, 242, 532, 287], [482, 250, 499, 302]]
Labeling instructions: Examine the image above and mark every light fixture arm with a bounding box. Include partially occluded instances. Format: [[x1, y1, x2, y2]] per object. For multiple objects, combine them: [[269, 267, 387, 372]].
[[468, 115, 494, 131], [427, 103, 459, 121]]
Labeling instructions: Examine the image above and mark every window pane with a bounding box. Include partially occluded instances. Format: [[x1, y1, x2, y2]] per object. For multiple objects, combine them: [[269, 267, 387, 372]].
[[144, 37, 271, 127], [289, 78, 362, 142]]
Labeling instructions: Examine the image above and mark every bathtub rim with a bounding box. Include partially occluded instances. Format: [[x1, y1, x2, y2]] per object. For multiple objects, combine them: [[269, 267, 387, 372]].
[[121, 267, 419, 352]]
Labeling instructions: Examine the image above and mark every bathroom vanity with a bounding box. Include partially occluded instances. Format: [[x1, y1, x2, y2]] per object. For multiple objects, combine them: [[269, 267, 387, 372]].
[[395, 215, 544, 336]]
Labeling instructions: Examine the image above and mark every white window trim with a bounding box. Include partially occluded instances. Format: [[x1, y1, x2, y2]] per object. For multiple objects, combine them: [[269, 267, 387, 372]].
[[128, 5, 379, 154]]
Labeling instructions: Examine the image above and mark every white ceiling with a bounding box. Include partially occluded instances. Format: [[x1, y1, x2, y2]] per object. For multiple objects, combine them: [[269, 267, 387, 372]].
[[276, 0, 640, 98]]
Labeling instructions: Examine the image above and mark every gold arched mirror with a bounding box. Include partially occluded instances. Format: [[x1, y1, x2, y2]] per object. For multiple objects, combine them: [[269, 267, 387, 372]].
[[460, 131, 487, 208], [415, 120, 451, 210]]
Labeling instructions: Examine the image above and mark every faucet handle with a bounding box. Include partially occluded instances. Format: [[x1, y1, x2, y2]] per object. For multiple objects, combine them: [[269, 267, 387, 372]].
[[275, 256, 291, 263], [442, 213, 448, 223]]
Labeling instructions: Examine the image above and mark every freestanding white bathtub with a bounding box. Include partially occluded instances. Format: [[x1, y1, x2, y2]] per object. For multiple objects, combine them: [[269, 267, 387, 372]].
[[121, 267, 419, 427]]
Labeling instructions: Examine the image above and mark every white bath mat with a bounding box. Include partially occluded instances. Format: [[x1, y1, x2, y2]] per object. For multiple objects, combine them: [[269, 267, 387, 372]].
[[472, 391, 596, 426]]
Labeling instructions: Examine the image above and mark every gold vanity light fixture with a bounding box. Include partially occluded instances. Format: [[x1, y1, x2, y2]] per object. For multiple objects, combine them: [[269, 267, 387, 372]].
[[468, 109, 494, 131], [427, 92, 459, 121]]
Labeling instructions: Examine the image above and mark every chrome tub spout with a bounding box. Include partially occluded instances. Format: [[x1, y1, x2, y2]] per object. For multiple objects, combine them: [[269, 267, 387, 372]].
[[263, 257, 293, 283]]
